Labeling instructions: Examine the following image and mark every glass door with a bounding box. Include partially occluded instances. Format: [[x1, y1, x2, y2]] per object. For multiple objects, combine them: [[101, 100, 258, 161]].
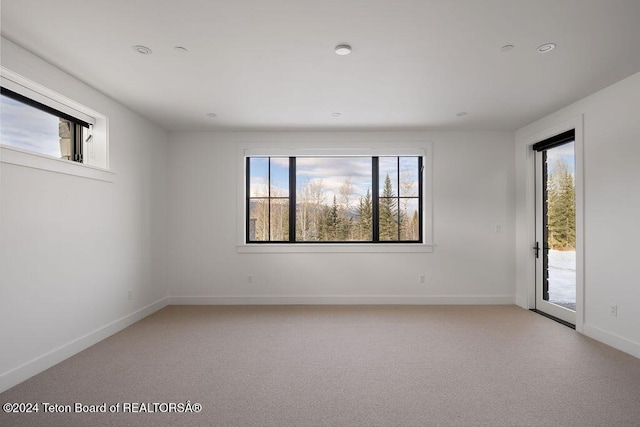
[[534, 131, 576, 325]]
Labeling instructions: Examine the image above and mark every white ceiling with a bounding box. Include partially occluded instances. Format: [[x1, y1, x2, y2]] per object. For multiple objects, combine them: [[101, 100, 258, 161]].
[[2, 0, 640, 132]]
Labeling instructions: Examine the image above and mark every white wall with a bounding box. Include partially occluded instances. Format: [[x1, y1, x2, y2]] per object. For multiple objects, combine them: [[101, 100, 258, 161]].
[[515, 71, 640, 357], [0, 38, 169, 391], [167, 131, 515, 304]]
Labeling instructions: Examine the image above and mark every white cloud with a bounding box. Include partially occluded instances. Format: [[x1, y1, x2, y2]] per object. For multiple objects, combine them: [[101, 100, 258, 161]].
[[296, 158, 372, 203]]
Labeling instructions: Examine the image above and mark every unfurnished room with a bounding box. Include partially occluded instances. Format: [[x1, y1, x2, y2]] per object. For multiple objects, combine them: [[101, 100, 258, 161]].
[[1, 1, 640, 426]]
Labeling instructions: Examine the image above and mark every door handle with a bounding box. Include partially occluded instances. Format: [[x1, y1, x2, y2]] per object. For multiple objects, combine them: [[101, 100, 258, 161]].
[[533, 242, 540, 258]]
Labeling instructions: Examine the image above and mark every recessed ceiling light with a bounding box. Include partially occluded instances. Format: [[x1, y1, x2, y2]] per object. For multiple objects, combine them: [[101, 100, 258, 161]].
[[206, 112, 218, 118], [537, 43, 556, 53], [332, 112, 342, 117], [501, 44, 514, 52], [456, 112, 468, 117], [174, 46, 188, 53], [335, 45, 352, 56], [132, 45, 152, 55]]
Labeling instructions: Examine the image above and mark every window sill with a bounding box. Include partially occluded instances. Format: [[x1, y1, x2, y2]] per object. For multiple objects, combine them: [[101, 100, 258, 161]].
[[0, 145, 114, 182], [237, 243, 434, 254]]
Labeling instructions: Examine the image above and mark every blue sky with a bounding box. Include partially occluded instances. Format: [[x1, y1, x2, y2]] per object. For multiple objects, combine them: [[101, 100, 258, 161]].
[[0, 94, 60, 157]]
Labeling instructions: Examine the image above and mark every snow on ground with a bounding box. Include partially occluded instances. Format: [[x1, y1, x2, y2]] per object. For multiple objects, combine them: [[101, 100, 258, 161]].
[[548, 250, 576, 305]]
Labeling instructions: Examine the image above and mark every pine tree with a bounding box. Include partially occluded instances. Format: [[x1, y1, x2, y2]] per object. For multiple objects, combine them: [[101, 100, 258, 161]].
[[547, 158, 575, 250], [357, 188, 372, 240], [379, 174, 398, 240], [318, 205, 328, 240], [320, 195, 340, 241]]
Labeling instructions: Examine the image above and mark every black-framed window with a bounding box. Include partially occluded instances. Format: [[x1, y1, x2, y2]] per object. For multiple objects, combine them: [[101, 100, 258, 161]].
[[246, 156, 423, 243], [0, 87, 89, 162]]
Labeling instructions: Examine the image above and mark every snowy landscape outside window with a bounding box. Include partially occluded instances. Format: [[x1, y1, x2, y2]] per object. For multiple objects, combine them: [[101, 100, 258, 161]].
[[246, 156, 423, 243]]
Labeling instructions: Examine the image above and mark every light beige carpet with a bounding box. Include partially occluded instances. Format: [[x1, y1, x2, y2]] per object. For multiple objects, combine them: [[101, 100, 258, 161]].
[[1, 305, 639, 426]]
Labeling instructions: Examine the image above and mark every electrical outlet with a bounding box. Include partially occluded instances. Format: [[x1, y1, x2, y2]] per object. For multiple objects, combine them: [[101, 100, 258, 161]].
[[127, 289, 133, 300], [247, 274, 253, 284], [419, 274, 426, 284], [609, 304, 617, 317]]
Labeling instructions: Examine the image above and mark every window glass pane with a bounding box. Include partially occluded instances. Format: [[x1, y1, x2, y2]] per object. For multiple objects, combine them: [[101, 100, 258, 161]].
[[379, 157, 398, 197], [270, 199, 289, 241], [0, 94, 61, 158], [400, 198, 420, 241], [270, 157, 289, 197], [296, 157, 372, 241], [248, 199, 269, 241], [399, 157, 419, 197], [249, 157, 269, 197]]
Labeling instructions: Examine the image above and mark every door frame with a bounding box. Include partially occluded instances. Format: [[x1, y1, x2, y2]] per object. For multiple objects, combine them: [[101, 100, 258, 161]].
[[521, 115, 584, 332]]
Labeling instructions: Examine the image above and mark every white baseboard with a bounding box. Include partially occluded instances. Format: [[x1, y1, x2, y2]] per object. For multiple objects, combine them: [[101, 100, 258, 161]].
[[0, 297, 169, 393], [583, 324, 640, 359], [169, 295, 516, 305]]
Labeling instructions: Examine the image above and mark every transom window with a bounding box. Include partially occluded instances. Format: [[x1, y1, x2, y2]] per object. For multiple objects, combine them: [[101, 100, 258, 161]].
[[1, 87, 92, 163], [246, 156, 423, 243]]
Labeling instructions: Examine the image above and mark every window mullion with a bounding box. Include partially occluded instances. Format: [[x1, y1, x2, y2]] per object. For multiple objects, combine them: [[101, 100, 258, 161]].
[[246, 158, 251, 243], [74, 123, 83, 162], [397, 157, 401, 240], [372, 157, 380, 242], [289, 157, 296, 242], [267, 158, 271, 241], [418, 156, 424, 243]]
